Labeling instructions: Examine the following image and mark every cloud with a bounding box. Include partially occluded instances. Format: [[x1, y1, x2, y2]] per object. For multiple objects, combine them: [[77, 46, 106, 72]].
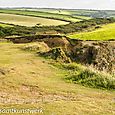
[[0, 0, 115, 10]]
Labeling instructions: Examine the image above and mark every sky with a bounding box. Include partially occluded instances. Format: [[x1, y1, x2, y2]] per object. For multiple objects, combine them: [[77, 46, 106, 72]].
[[0, 0, 115, 10]]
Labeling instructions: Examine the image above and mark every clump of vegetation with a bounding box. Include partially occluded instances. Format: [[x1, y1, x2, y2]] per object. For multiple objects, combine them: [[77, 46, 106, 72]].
[[0, 26, 14, 37], [64, 63, 115, 90], [38, 47, 71, 63]]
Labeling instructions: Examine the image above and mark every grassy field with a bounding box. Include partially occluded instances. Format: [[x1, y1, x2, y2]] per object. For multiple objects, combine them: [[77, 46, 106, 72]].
[[0, 9, 114, 24], [0, 13, 69, 27], [17, 8, 92, 20], [18, 8, 79, 15], [15, 8, 115, 18], [0, 42, 115, 115], [69, 23, 115, 40], [0, 9, 82, 22]]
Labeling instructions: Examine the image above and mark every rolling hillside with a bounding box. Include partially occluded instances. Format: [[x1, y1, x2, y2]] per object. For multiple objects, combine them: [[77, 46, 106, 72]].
[[69, 23, 115, 40]]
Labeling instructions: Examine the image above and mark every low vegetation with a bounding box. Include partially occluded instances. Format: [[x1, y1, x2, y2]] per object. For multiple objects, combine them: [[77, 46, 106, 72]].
[[0, 26, 14, 37], [63, 63, 115, 90], [0, 18, 115, 37]]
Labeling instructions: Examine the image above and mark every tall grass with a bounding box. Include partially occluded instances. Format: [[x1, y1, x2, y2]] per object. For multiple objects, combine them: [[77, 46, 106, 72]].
[[63, 63, 115, 90]]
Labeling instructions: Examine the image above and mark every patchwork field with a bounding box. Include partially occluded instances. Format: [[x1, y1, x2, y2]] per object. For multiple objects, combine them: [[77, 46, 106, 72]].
[[0, 13, 69, 27], [0, 9, 114, 24], [15, 8, 115, 18], [69, 23, 115, 40], [0, 9, 82, 22]]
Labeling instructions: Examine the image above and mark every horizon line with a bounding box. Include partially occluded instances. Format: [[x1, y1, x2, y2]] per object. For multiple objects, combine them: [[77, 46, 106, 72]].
[[0, 7, 115, 11]]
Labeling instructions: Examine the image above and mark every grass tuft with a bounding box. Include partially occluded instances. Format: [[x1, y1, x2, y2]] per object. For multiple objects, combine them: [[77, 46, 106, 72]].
[[64, 63, 115, 90]]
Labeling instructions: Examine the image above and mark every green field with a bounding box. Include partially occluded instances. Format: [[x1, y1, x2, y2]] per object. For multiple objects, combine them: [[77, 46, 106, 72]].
[[69, 23, 115, 40], [0, 13, 69, 26], [15, 8, 115, 18], [16, 8, 92, 20], [0, 9, 82, 22], [0, 9, 114, 24], [0, 42, 115, 115]]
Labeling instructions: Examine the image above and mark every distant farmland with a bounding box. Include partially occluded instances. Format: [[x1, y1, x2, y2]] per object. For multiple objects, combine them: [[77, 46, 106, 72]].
[[0, 13, 69, 26], [0, 9, 82, 22], [15, 8, 115, 19], [69, 23, 115, 40]]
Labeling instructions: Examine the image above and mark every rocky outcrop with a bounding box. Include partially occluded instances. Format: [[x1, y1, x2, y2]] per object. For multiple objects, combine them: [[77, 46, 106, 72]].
[[69, 41, 115, 73], [38, 47, 71, 63], [5, 35, 115, 73], [5, 35, 69, 44]]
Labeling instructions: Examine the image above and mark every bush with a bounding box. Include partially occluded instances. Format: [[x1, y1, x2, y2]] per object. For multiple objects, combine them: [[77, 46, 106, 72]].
[[0, 26, 15, 37]]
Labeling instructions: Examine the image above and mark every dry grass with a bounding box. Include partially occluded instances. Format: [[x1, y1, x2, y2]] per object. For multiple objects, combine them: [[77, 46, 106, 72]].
[[0, 42, 115, 115], [0, 13, 68, 26]]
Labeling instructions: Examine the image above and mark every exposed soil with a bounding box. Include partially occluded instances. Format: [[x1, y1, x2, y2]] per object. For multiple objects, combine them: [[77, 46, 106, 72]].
[[6, 35, 115, 73]]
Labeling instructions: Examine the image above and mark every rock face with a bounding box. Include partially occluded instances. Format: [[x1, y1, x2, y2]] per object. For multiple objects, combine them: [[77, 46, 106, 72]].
[[38, 47, 71, 63], [6, 35, 115, 73], [69, 41, 115, 73]]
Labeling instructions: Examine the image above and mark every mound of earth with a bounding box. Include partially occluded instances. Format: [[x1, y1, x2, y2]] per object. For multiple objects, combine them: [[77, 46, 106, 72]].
[[38, 40, 115, 73], [69, 41, 115, 73], [22, 42, 50, 52], [38, 47, 71, 63]]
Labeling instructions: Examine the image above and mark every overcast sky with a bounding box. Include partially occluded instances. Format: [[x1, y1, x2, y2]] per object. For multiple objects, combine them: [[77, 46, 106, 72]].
[[0, 0, 115, 10]]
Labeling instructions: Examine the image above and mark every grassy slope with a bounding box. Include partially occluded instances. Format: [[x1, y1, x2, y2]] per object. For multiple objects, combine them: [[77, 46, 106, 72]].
[[0, 42, 115, 115], [0, 13, 68, 27], [69, 23, 115, 40]]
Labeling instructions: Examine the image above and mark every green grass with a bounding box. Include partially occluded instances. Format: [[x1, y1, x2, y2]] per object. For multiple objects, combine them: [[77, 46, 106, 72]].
[[64, 63, 115, 90], [14, 8, 115, 19], [0, 23, 13, 27], [69, 23, 115, 40], [0, 13, 68, 27], [19, 8, 92, 19], [0, 9, 82, 22]]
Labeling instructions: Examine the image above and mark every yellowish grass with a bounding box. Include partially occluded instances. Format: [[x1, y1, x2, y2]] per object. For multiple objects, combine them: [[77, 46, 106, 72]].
[[0, 13, 68, 26], [0, 42, 114, 115], [69, 23, 115, 40]]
